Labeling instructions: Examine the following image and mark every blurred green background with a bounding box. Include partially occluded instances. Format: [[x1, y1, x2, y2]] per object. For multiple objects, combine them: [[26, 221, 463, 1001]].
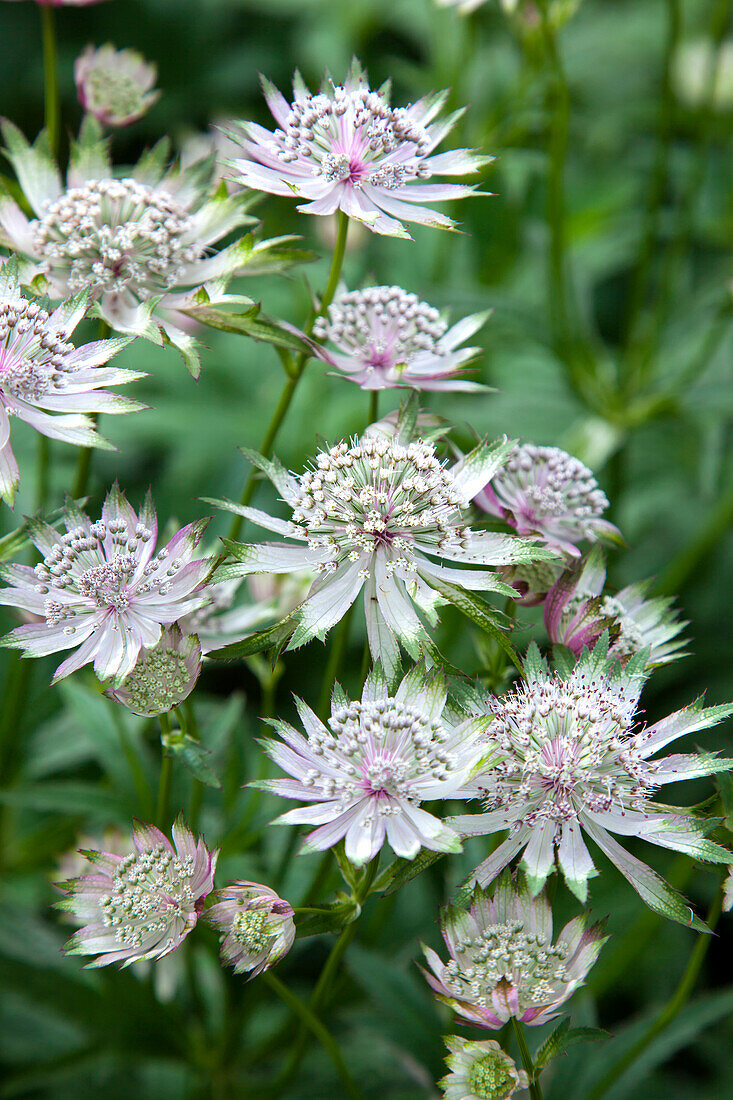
[[0, 0, 732, 1097]]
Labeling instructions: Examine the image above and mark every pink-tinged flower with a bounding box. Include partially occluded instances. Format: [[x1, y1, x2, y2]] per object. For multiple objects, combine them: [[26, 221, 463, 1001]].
[[74, 44, 159, 128], [475, 443, 620, 558], [206, 881, 295, 978], [56, 817, 218, 967], [0, 257, 143, 506], [259, 664, 490, 865], [0, 485, 212, 685], [423, 877, 606, 1030], [219, 418, 552, 678], [451, 641, 733, 923], [228, 60, 491, 239], [0, 119, 257, 376], [105, 624, 201, 716], [544, 547, 687, 667], [312, 285, 489, 392], [440, 1036, 529, 1100]]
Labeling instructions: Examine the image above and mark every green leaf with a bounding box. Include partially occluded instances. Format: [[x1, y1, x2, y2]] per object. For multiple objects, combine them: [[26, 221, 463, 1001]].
[[207, 617, 295, 661], [165, 736, 221, 789], [294, 900, 358, 938], [535, 1018, 609, 1071], [424, 572, 522, 673], [373, 848, 446, 897], [185, 301, 325, 357]]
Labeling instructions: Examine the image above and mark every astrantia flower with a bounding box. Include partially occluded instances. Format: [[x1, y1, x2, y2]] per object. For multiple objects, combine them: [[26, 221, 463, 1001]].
[[0, 118, 256, 375], [219, 422, 550, 676], [312, 285, 488, 391], [451, 641, 733, 922], [105, 624, 201, 716], [56, 817, 217, 967], [440, 1037, 528, 1100], [228, 60, 491, 238], [0, 257, 142, 505], [475, 443, 620, 557], [544, 547, 687, 667], [259, 664, 490, 865], [0, 485, 211, 684], [206, 881, 295, 977], [75, 44, 159, 128], [423, 877, 605, 1029]]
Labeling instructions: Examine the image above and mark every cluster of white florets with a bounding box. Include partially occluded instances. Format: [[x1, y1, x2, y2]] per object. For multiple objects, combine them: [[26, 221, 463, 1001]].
[[290, 437, 468, 577], [442, 917, 570, 1009], [32, 518, 184, 628], [99, 843, 196, 952], [0, 298, 75, 401], [83, 66, 148, 121], [308, 698, 459, 812], [314, 286, 447, 363], [32, 179, 197, 296], [494, 444, 609, 529], [276, 85, 431, 188], [481, 675, 659, 826]]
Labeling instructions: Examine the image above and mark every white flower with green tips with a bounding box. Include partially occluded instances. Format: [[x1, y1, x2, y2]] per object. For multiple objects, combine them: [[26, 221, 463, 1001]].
[[0, 118, 258, 375], [441, 1037, 529, 1100], [75, 44, 160, 128], [451, 639, 733, 926], [216, 413, 553, 676], [0, 256, 143, 505], [258, 664, 491, 865]]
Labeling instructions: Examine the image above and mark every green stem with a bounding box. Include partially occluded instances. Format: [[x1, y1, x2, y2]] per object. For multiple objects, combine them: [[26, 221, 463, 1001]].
[[72, 321, 109, 499], [36, 436, 51, 513], [156, 712, 173, 828], [227, 211, 349, 542], [368, 389, 379, 425], [316, 602, 354, 719], [262, 971, 364, 1100], [41, 6, 59, 158], [512, 1018, 543, 1100], [583, 886, 723, 1100]]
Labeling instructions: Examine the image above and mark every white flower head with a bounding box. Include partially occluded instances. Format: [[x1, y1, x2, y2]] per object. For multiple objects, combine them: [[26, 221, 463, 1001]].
[[312, 284, 489, 392], [258, 663, 491, 865], [74, 44, 160, 128], [0, 256, 143, 505], [220, 412, 552, 677], [544, 546, 688, 667], [206, 881, 295, 978], [451, 639, 733, 924], [0, 118, 258, 376], [228, 59, 492, 239], [423, 876, 606, 1030], [105, 624, 202, 716], [440, 1036, 529, 1100], [475, 443, 620, 557], [0, 484, 212, 685], [56, 816, 218, 967]]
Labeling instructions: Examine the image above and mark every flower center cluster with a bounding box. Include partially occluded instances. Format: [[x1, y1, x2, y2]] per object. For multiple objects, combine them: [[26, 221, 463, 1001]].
[[122, 645, 191, 712], [297, 698, 456, 812], [468, 1053, 516, 1100], [443, 918, 569, 1009], [481, 675, 658, 826], [601, 596, 645, 657], [275, 86, 432, 190], [33, 518, 186, 629], [33, 179, 197, 297], [84, 66, 146, 120], [231, 908, 274, 954], [493, 445, 609, 529], [314, 286, 447, 372], [291, 437, 468, 578], [98, 843, 196, 952], [0, 297, 74, 403]]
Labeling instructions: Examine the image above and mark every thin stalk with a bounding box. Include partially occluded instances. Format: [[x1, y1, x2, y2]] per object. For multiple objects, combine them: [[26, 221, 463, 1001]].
[[316, 602, 354, 719], [36, 436, 51, 514], [227, 211, 349, 542], [41, 6, 59, 158], [262, 971, 364, 1100], [156, 712, 173, 828], [583, 886, 723, 1100], [368, 389, 379, 425], [72, 320, 109, 499], [512, 1018, 543, 1100]]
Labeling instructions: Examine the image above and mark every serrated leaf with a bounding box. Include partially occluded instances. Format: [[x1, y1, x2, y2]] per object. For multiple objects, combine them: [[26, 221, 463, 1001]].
[[373, 848, 446, 897], [424, 573, 522, 673], [207, 617, 295, 661], [166, 736, 221, 788], [535, 1018, 609, 1071]]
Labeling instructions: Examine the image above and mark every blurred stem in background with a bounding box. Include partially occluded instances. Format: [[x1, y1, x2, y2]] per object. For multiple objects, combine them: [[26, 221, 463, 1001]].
[[512, 1018, 543, 1100], [156, 712, 173, 827], [72, 320, 110, 500], [584, 881, 724, 1100], [227, 210, 350, 542]]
